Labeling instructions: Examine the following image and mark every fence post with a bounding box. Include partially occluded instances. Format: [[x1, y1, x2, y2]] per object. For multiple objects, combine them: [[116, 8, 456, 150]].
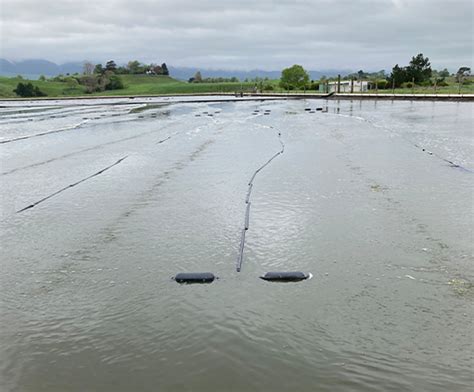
[[337, 74, 341, 93], [350, 78, 354, 93]]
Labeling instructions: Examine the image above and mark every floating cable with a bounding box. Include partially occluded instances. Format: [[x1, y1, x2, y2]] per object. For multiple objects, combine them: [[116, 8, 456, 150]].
[[0, 120, 88, 145], [17, 156, 128, 213], [245, 202, 251, 230], [236, 118, 286, 272], [327, 111, 473, 173]]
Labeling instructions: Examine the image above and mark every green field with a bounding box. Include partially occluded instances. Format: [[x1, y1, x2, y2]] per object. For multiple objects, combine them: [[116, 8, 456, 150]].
[[0, 74, 472, 99], [0, 75, 258, 98], [0, 76, 86, 98]]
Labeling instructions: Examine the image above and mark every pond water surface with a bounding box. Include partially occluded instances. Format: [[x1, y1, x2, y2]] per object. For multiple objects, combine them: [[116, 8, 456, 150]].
[[1, 97, 473, 391]]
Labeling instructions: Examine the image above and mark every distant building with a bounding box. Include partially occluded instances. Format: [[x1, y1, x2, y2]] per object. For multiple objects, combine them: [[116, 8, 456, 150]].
[[320, 80, 370, 93]]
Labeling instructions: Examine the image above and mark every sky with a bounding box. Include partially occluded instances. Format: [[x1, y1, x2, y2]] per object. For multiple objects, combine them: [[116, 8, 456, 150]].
[[1, 0, 472, 71]]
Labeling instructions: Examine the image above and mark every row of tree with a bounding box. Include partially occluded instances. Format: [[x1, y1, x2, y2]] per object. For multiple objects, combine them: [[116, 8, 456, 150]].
[[41, 69, 124, 94], [79, 73, 124, 93], [278, 54, 471, 91], [386, 54, 470, 88], [83, 60, 169, 76], [188, 71, 239, 83]]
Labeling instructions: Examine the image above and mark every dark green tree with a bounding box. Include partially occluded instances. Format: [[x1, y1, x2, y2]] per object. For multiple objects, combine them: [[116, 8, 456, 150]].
[[105, 75, 124, 90], [438, 68, 450, 78], [127, 60, 142, 74], [94, 64, 104, 74], [161, 63, 169, 76], [405, 53, 432, 83], [14, 82, 46, 97], [387, 64, 407, 88], [105, 60, 117, 72], [279, 64, 310, 90], [455, 67, 471, 83]]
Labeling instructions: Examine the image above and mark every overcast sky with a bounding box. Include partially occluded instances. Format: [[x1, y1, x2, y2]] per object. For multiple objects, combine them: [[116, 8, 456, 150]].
[[1, 0, 472, 71]]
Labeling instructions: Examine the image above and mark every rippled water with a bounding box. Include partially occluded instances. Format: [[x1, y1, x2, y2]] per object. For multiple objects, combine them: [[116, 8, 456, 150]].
[[1, 97, 473, 391]]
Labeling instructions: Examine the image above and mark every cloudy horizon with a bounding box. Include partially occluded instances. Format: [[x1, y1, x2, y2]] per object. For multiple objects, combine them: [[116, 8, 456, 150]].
[[1, 0, 472, 72]]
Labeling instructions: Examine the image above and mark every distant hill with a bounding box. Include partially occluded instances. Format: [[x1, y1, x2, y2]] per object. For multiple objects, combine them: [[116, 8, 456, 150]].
[[0, 58, 351, 80], [0, 59, 84, 79]]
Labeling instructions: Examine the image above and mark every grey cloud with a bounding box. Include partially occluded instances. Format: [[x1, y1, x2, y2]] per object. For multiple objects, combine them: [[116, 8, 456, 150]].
[[1, 0, 472, 70]]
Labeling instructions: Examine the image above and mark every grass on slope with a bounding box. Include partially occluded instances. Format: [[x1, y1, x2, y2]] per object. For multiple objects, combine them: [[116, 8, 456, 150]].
[[0, 76, 86, 97], [94, 75, 256, 96], [1, 74, 473, 98], [0, 74, 256, 98]]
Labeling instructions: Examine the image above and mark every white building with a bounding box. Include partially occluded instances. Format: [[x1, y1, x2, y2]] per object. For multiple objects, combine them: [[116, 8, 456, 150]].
[[322, 80, 370, 93]]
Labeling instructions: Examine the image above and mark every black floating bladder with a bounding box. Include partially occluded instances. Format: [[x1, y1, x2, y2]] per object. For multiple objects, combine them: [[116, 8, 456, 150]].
[[304, 108, 311, 111], [174, 272, 216, 284], [316, 108, 323, 111], [260, 271, 311, 282]]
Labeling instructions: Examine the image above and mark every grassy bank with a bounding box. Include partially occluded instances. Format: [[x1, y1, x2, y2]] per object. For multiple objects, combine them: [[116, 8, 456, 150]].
[[1, 74, 472, 99], [0, 74, 257, 98]]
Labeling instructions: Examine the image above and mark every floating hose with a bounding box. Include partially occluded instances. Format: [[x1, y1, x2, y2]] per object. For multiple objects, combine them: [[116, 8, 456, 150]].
[[245, 202, 251, 230], [236, 119, 286, 272], [236, 228, 247, 272], [16, 156, 128, 213], [328, 111, 473, 173]]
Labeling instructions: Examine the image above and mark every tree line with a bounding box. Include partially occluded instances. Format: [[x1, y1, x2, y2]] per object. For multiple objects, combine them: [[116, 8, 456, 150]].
[[279, 54, 471, 91], [188, 71, 239, 83], [13, 59, 172, 96], [87, 60, 169, 76], [77, 60, 169, 93]]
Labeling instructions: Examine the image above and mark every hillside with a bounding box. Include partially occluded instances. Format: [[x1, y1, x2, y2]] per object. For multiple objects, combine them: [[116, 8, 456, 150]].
[[0, 74, 258, 98], [1, 73, 472, 99], [0, 58, 348, 81]]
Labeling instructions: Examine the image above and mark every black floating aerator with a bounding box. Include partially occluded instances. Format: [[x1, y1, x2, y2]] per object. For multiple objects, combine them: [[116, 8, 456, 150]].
[[174, 272, 216, 284], [260, 271, 311, 282]]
